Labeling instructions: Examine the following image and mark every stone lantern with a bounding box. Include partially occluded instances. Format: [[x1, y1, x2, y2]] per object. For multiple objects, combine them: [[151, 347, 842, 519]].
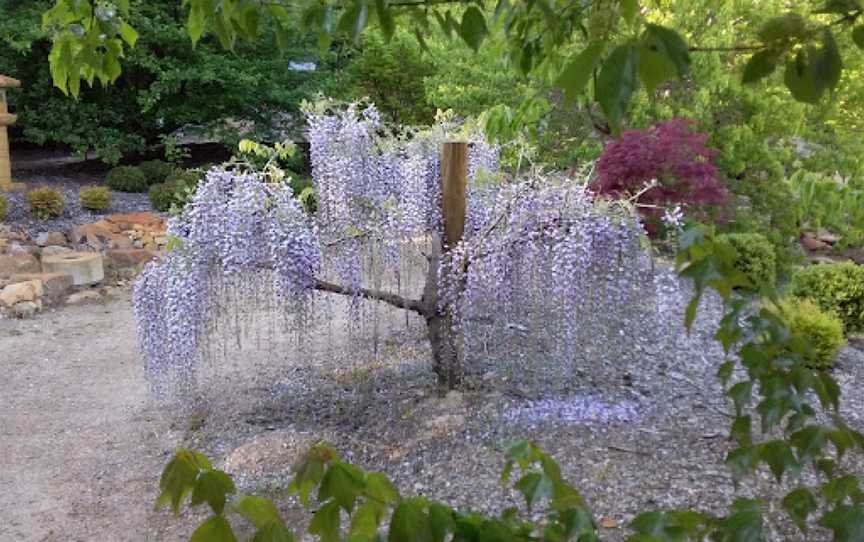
[[0, 75, 25, 192]]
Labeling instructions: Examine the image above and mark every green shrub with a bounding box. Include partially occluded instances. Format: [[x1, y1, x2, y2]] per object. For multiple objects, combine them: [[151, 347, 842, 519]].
[[27, 187, 65, 219], [717, 232, 777, 290], [790, 262, 864, 332], [139, 160, 174, 185], [166, 169, 204, 212], [0, 194, 7, 222], [79, 185, 111, 211], [106, 166, 148, 193], [148, 182, 177, 213], [780, 298, 846, 369]]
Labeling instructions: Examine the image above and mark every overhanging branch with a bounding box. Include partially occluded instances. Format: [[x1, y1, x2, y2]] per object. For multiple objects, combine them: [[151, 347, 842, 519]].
[[314, 279, 427, 315]]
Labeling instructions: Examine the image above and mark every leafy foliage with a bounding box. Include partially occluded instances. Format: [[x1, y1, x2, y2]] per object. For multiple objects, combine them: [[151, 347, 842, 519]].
[[1, 0, 350, 163], [790, 262, 864, 333], [594, 119, 726, 233], [717, 233, 777, 291], [139, 160, 174, 186], [35, 0, 864, 137], [787, 169, 864, 249], [106, 165, 148, 193], [79, 185, 112, 211], [779, 297, 846, 370], [149, 182, 177, 213], [26, 187, 65, 219]]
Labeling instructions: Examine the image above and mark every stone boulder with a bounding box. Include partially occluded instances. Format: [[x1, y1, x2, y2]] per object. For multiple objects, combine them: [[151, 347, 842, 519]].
[[0, 253, 40, 276], [35, 231, 68, 247], [9, 273, 73, 306], [0, 280, 43, 308], [105, 248, 159, 270]]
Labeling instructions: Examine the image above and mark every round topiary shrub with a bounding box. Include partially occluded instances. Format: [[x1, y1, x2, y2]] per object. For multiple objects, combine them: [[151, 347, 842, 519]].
[[790, 262, 864, 332], [27, 187, 65, 219], [80, 185, 112, 212], [139, 160, 174, 186], [106, 166, 148, 193], [0, 194, 7, 222], [717, 232, 777, 291], [148, 182, 177, 213], [779, 298, 846, 369]]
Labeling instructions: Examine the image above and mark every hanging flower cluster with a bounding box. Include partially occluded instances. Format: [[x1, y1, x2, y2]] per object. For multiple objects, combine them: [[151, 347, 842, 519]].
[[134, 102, 664, 396]]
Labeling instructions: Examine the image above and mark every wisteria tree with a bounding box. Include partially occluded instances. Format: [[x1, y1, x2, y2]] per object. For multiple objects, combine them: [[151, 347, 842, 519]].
[[134, 102, 651, 393]]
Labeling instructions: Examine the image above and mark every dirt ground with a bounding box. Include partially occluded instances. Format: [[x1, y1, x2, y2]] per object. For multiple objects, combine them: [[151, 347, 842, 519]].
[[0, 297, 192, 541], [2, 290, 863, 542]]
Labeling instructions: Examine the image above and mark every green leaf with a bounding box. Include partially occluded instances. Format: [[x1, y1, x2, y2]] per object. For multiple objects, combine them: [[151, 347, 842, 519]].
[[823, 475, 863, 505], [815, 28, 842, 93], [515, 472, 555, 510], [191, 470, 236, 516], [234, 496, 283, 529], [191, 516, 237, 542], [726, 446, 759, 483], [252, 522, 296, 542], [759, 440, 798, 482], [118, 21, 138, 47], [389, 498, 432, 542], [157, 450, 207, 515], [715, 499, 763, 542], [365, 472, 400, 504], [820, 505, 864, 541], [790, 426, 828, 464], [318, 463, 365, 513], [731, 416, 752, 446], [620, 0, 639, 24], [458, 6, 488, 51], [642, 24, 690, 76], [309, 501, 342, 542], [727, 381, 753, 415], [374, 0, 394, 41], [350, 501, 385, 541], [428, 503, 453, 542], [597, 41, 639, 134], [853, 26, 864, 50], [555, 41, 604, 103], [742, 50, 780, 84], [782, 488, 817, 533]]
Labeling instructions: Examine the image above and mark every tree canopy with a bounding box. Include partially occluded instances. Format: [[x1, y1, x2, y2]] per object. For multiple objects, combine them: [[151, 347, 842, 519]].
[[34, 0, 864, 135]]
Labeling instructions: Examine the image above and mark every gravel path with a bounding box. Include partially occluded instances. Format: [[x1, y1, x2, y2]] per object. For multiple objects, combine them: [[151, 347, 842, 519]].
[[1, 286, 863, 541]]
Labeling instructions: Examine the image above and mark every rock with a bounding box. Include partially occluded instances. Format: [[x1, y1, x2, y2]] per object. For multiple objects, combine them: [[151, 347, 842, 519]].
[[36, 231, 68, 247], [41, 245, 73, 257], [105, 249, 159, 270], [0, 280, 43, 308], [66, 290, 102, 305], [13, 301, 40, 318], [801, 233, 829, 252], [69, 223, 133, 251], [42, 252, 104, 286], [107, 212, 165, 232], [816, 228, 841, 245], [0, 253, 40, 276], [223, 430, 325, 480], [11, 273, 73, 306]]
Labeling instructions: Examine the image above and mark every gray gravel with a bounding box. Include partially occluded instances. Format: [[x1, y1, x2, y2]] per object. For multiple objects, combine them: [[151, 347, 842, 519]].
[[3, 176, 155, 236]]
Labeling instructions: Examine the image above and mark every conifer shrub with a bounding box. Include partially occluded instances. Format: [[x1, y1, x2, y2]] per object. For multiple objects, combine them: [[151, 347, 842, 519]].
[[790, 262, 864, 332], [717, 232, 777, 290], [139, 160, 174, 186], [148, 182, 177, 213], [26, 187, 65, 219], [0, 194, 7, 222], [79, 185, 111, 212], [106, 166, 148, 193], [779, 298, 846, 369]]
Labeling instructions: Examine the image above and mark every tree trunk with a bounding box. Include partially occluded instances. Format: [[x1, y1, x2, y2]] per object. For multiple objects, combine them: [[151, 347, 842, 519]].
[[422, 234, 461, 390]]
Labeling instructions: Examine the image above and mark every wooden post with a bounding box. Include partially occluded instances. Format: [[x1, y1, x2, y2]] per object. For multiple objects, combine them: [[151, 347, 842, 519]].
[[441, 141, 468, 248], [424, 141, 468, 390]]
